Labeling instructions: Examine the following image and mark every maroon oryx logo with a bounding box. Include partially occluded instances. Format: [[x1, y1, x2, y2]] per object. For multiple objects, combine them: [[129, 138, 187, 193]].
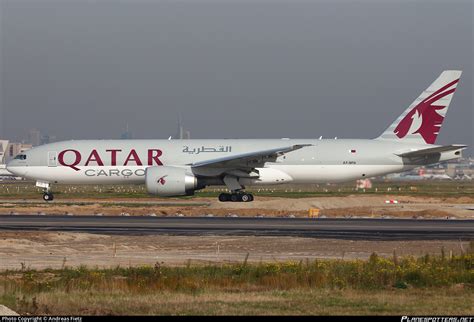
[[394, 79, 459, 144], [157, 175, 168, 185]]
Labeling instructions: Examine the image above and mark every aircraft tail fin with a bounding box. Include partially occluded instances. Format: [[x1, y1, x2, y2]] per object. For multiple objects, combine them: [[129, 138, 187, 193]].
[[377, 70, 462, 145]]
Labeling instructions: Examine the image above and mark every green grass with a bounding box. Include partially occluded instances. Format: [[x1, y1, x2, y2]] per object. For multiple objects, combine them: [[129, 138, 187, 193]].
[[0, 181, 473, 200], [1, 253, 473, 315]]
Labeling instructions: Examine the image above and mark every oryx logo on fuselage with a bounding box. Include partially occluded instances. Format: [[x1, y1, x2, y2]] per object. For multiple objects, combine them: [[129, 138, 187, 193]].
[[58, 149, 163, 171], [394, 79, 459, 144]]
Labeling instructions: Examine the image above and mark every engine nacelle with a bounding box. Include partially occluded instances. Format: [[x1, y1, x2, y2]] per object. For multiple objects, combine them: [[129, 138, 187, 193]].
[[146, 166, 197, 196]]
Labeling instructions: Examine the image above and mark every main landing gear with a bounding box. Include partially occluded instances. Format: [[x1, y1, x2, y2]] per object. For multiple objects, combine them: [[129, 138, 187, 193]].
[[218, 192, 254, 202], [218, 175, 254, 202]]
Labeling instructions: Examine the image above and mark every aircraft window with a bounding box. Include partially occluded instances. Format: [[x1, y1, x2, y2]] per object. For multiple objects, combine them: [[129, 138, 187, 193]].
[[14, 154, 27, 160]]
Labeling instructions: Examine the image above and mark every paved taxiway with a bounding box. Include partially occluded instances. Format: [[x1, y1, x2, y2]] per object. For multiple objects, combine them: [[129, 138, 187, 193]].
[[0, 216, 473, 240]]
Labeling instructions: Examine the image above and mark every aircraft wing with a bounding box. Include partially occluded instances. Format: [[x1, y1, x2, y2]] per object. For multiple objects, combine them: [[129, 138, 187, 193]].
[[396, 144, 467, 158], [190, 144, 311, 169]]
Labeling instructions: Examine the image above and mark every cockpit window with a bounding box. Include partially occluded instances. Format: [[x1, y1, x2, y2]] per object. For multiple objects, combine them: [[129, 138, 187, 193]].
[[14, 154, 27, 160]]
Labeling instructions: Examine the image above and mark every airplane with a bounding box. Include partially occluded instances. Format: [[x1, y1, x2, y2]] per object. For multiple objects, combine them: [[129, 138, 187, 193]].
[[6, 70, 467, 202]]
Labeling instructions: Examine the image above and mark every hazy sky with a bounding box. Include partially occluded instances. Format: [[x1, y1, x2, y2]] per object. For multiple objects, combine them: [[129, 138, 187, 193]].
[[1, 0, 473, 155]]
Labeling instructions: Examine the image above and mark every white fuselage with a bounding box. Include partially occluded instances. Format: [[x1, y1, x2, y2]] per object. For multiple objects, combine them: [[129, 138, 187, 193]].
[[6, 138, 460, 186]]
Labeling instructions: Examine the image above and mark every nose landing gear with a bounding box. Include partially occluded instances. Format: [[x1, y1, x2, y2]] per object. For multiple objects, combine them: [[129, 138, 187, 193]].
[[37, 181, 54, 202], [43, 192, 54, 202]]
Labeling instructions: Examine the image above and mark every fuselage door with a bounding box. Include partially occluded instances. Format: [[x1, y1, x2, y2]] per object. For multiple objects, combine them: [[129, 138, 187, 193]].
[[48, 151, 58, 167]]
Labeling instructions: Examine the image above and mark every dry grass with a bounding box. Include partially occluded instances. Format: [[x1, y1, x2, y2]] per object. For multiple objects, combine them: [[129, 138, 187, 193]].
[[3, 289, 473, 315], [1, 253, 473, 315]]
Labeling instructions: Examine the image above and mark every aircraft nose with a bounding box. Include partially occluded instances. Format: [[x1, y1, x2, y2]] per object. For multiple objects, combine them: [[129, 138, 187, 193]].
[[5, 161, 14, 174], [6, 160, 23, 176]]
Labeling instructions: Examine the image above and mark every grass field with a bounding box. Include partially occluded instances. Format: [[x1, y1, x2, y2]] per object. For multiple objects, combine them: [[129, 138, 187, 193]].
[[1, 180, 473, 200], [1, 252, 472, 315]]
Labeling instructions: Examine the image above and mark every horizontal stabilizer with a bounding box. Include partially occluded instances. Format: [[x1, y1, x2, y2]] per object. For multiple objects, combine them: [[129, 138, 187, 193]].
[[395, 144, 467, 158]]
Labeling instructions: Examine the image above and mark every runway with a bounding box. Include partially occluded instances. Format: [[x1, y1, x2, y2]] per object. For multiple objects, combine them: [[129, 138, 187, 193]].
[[1, 215, 473, 240]]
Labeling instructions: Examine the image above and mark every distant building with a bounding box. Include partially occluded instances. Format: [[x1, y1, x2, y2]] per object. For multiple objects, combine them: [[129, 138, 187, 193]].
[[356, 179, 372, 189], [40, 134, 57, 145], [382, 157, 473, 181], [176, 115, 191, 139], [27, 129, 41, 146], [120, 124, 133, 139], [0, 140, 9, 164]]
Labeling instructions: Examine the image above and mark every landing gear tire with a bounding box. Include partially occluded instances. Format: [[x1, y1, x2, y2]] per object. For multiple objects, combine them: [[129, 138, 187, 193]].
[[43, 192, 54, 202], [218, 193, 231, 202], [241, 193, 253, 202], [218, 192, 254, 202]]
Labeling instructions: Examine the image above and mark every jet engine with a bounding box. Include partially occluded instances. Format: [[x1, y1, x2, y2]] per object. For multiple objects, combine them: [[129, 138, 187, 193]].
[[145, 166, 197, 196]]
